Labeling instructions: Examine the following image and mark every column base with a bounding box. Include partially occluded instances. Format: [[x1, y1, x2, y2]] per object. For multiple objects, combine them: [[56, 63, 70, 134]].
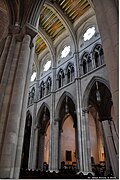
[[49, 169, 59, 173], [77, 171, 94, 176], [0, 168, 11, 178]]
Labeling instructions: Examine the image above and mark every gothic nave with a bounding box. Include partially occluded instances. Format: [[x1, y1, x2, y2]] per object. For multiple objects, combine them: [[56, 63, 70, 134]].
[[0, 0, 118, 179]]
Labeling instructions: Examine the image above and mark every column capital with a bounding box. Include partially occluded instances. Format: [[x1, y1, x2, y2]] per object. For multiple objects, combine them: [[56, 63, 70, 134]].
[[99, 116, 112, 122], [9, 23, 38, 40], [54, 117, 61, 125], [54, 117, 61, 122], [82, 107, 89, 116]]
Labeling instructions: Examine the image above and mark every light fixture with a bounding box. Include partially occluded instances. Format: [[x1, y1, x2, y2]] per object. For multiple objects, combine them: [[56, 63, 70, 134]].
[[65, 96, 69, 113], [96, 81, 101, 102], [43, 107, 46, 121]]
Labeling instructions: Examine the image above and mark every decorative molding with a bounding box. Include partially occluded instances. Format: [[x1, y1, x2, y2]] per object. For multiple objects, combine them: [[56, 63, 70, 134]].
[[54, 117, 61, 122], [100, 116, 112, 122], [82, 107, 89, 116]]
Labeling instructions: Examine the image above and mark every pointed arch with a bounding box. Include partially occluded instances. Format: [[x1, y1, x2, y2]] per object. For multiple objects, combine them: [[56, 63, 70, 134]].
[[37, 102, 50, 121], [65, 62, 74, 83], [38, 28, 55, 62], [26, 110, 32, 117], [57, 68, 65, 88], [6, 0, 18, 25], [55, 91, 76, 118], [82, 76, 110, 107], [46, 76, 52, 95], [91, 43, 102, 53], [28, 0, 45, 27], [91, 43, 104, 67], [80, 51, 90, 74]]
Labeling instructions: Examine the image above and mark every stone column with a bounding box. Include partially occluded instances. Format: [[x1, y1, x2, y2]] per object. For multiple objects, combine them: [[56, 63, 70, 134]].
[[74, 53, 84, 172], [49, 119, 59, 172], [101, 126, 111, 174], [65, 72, 68, 84], [79, 64, 83, 76], [90, 53, 94, 70], [0, 35, 18, 155], [58, 128, 62, 169], [92, 0, 119, 134], [14, 36, 36, 178], [101, 119, 118, 178], [75, 127, 79, 170], [49, 92, 59, 171], [82, 108, 92, 173], [49, 52, 59, 171], [37, 131, 45, 171], [0, 25, 37, 178], [0, 35, 11, 81], [28, 75, 39, 170]]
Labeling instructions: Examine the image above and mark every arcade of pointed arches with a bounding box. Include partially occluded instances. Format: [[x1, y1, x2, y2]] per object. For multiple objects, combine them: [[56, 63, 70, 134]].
[[24, 77, 115, 172]]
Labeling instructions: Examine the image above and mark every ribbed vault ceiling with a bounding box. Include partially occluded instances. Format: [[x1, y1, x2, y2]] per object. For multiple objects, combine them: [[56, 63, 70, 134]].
[[35, 0, 91, 55]]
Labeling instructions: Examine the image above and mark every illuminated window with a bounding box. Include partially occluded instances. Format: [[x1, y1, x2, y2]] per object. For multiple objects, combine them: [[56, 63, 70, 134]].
[[61, 45, 70, 58], [43, 61, 51, 71], [30, 72, 36, 82], [83, 27, 95, 41]]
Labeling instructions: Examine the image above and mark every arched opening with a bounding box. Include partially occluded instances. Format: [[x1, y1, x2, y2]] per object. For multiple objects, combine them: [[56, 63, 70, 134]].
[[83, 59, 87, 74], [36, 105, 50, 171], [20, 112, 32, 170], [46, 77, 52, 95], [61, 115, 76, 169], [87, 55, 92, 72], [88, 81, 114, 176], [88, 106, 105, 165], [44, 124, 50, 171], [99, 48, 104, 65], [66, 63, 74, 83], [93, 44, 104, 68], [94, 52, 99, 67], [67, 68, 71, 83], [57, 69, 65, 88], [39, 81, 45, 99], [58, 96, 77, 171]]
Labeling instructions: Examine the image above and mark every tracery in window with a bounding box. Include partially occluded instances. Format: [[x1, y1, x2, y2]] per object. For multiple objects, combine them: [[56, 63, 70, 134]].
[[57, 69, 65, 88], [83, 26, 95, 41], [31, 72, 36, 82], [66, 63, 74, 83], [61, 45, 70, 58], [87, 55, 92, 72], [43, 60, 51, 72], [95, 52, 99, 67], [83, 59, 87, 74], [39, 81, 45, 99], [46, 77, 52, 95], [93, 44, 104, 68], [82, 53, 90, 74], [27, 87, 35, 106]]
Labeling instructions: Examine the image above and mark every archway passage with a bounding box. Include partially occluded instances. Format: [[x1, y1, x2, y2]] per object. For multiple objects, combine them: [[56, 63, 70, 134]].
[[88, 81, 114, 176], [88, 106, 104, 162], [58, 96, 77, 171], [36, 105, 50, 171], [88, 81, 112, 120], [61, 115, 76, 169], [20, 112, 32, 170], [44, 124, 50, 171]]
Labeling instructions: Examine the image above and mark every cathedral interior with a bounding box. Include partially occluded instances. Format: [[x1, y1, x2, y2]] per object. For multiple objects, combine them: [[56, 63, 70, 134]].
[[0, 0, 118, 179]]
